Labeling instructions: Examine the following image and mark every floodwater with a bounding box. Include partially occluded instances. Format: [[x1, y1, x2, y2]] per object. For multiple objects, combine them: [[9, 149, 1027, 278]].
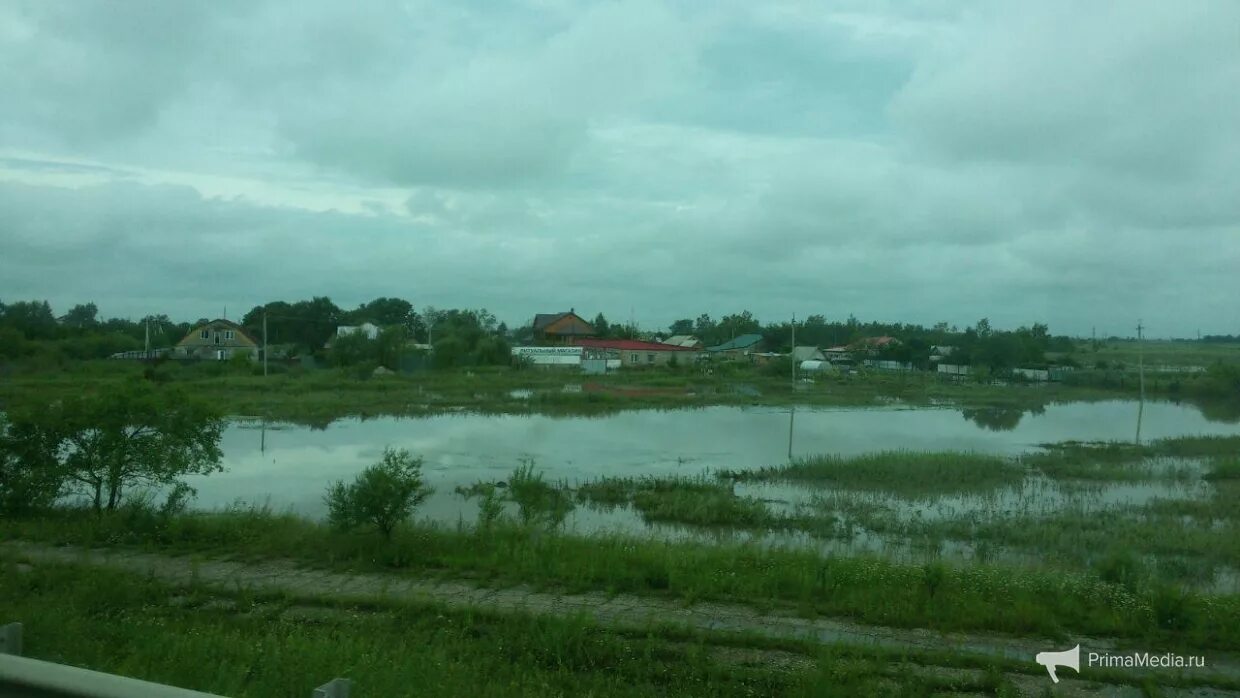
[[189, 399, 1240, 523]]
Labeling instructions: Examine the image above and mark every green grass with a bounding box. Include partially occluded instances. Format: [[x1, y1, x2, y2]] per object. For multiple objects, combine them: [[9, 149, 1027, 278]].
[[578, 475, 779, 528], [5, 505, 1240, 650], [2, 358, 1203, 424], [1085, 340, 1240, 369], [722, 452, 1025, 497], [12, 558, 1142, 696], [0, 560, 827, 697], [1149, 435, 1240, 458], [1206, 458, 1240, 481], [1023, 437, 1240, 481]]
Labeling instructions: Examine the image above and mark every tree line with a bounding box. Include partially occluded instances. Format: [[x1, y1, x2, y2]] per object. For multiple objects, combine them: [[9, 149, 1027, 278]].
[[0, 296, 1090, 372]]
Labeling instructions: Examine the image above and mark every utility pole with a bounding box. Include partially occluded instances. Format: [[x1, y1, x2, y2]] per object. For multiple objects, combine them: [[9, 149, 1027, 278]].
[[263, 309, 269, 377], [791, 313, 797, 387], [1137, 320, 1145, 400], [144, 318, 150, 354]]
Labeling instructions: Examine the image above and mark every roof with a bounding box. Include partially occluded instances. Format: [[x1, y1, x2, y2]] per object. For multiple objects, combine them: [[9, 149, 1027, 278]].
[[533, 312, 571, 330], [856, 336, 900, 348], [662, 335, 701, 348], [707, 334, 765, 352], [791, 346, 824, 361], [178, 318, 259, 346], [575, 338, 699, 352], [825, 345, 852, 353], [533, 311, 594, 335]]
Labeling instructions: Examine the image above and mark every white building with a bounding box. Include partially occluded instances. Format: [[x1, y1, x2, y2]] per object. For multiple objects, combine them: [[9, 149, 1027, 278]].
[[336, 323, 381, 340]]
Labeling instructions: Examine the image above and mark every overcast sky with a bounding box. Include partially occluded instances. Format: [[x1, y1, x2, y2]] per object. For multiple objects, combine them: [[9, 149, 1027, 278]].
[[1, 1, 1237, 338]]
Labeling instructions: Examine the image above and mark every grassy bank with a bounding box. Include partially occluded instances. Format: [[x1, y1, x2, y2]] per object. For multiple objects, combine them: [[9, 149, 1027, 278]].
[[4, 358, 1221, 425], [4, 504, 1240, 652], [1, 560, 835, 697]]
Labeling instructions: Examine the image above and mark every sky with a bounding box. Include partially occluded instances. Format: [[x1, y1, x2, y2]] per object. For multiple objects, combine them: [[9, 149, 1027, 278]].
[[1, 1, 1237, 338]]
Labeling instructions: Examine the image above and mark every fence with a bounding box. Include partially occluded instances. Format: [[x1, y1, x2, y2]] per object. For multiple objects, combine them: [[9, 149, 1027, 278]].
[[0, 623, 351, 698]]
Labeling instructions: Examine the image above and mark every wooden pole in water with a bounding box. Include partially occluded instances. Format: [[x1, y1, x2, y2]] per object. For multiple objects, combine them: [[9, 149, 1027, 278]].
[[1136, 320, 1145, 445], [788, 405, 795, 461]]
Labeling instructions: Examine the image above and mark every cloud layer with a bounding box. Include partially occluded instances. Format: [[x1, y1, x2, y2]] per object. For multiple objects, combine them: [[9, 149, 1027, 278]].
[[1, 1, 1237, 336]]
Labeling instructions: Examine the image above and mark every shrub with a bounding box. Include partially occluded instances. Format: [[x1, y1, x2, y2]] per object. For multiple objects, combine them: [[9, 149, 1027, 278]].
[[0, 413, 66, 516], [1096, 550, 1146, 593], [325, 448, 431, 538]]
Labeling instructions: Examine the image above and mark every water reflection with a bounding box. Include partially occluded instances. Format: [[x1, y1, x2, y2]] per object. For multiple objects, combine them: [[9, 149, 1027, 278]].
[[959, 404, 1046, 432], [200, 399, 1240, 523]]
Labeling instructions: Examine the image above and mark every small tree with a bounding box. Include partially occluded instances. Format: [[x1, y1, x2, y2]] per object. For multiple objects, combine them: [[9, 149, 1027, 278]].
[[0, 413, 67, 516], [14, 384, 224, 512], [325, 448, 431, 538]]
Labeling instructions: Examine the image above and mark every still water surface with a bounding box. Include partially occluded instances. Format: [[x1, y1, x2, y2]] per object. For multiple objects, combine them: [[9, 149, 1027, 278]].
[[188, 399, 1240, 524]]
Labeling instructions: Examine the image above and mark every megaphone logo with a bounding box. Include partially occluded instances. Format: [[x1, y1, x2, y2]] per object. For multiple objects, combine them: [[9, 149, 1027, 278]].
[[1034, 645, 1080, 683]]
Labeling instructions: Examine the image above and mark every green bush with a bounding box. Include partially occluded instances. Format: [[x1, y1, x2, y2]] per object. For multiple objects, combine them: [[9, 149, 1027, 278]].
[[0, 413, 66, 516], [325, 448, 431, 538]]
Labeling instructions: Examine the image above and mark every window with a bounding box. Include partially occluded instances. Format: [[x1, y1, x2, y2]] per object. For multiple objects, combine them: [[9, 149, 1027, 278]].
[[200, 329, 209, 339], [630, 353, 638, 363], [214, 332, 221, 345], [224, 330, 235, 340], [647, 353, 655, 364]]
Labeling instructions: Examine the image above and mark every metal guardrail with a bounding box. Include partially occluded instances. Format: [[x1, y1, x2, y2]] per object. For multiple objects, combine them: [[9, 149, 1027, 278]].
[[0, 623, 351, 698]]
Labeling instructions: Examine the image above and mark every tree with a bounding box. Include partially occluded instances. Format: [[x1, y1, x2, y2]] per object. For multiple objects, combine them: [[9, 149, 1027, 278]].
[[974, 318, 993, 339], [2, 300, 58, 339], [592, 313, 611, 338], [717, 311, 761, 341], [328, 331, 379, 368], [350, 297, 418, 333], [62, 302, 99, 330], [376, 325, 409, 370], [324, 447, 431, 538], [693, 314, 717, 344], [14, 384, 225, 512], [668, 318, 694, 335], [0, 413, 67, 515]]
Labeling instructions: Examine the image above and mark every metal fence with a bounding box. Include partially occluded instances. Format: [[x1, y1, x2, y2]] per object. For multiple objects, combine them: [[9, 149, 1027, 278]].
[[0, 623, 351, 698]]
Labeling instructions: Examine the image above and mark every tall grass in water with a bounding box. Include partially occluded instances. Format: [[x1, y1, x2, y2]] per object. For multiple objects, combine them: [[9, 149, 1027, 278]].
[[722, 451, 1023, 497], [578, 475, 778, 528]]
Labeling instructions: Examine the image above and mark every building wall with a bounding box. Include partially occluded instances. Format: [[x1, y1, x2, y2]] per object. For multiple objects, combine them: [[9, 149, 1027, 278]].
[[616, 349, 696, 367], [178, 345, 258, 361], [176, 321, 259, 360]]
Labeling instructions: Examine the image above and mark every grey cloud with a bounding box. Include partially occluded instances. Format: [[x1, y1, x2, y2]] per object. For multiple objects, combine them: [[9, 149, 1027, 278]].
[[889, 1, 1240, 177], [1, 2, 1238, 336]]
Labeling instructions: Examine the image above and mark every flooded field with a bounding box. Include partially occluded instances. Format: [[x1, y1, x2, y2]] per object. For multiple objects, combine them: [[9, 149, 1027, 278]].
[[170, 399, 1240, 591], [194, 399, 1238, 517]]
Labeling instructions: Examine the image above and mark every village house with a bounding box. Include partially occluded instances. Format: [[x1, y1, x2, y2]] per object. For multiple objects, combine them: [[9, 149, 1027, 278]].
[[175, 319, 259, 360], [853, 336, 902, 354], [532, 309, 595, 345], [791, 346, 826, 362], [337, 322, 381, 340], [573, 338, 699, 367], [824, 345, 853, 363], [706, 334, 766, 360], [661, 335, 704, 349]]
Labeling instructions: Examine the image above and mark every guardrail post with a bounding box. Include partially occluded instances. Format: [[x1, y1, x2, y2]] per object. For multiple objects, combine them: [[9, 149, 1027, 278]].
[[0, 623, 21, 656], [313, 677, 352, 698]]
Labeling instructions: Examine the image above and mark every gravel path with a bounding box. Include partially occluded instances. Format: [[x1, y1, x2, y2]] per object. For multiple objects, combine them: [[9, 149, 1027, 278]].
[[5, 542, 1239, 696]]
